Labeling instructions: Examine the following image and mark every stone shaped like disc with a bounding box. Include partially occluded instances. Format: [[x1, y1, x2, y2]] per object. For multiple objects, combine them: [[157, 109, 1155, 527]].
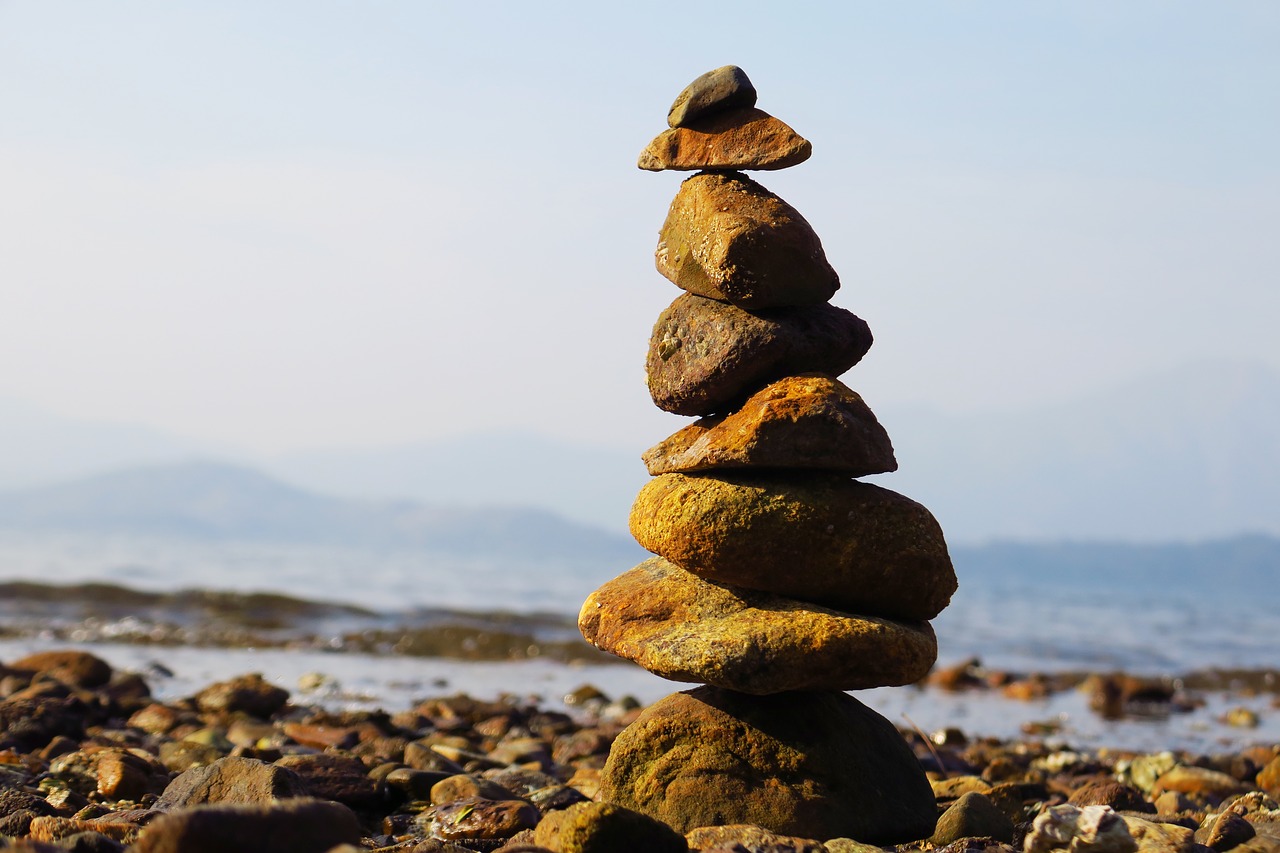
[[647, 293, 873, 417], [579, 557, 937, 694], [638, 107, 811, 172], [642, 373, 896, 476], [656, 172, 838, 309], [667, 65, 757, 128], [630, 472, 957, 621]]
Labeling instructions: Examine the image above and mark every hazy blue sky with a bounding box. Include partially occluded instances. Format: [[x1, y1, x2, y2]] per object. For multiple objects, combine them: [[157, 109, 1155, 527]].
[[2, 2, 1276, 453]]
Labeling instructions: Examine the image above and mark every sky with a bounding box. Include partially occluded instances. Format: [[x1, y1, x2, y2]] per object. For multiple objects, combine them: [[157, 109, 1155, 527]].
[[1, 2, 1277, 455]]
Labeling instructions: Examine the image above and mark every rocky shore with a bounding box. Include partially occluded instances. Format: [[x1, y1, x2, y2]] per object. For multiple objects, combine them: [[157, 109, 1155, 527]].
[[0, 648, 1277, 852]]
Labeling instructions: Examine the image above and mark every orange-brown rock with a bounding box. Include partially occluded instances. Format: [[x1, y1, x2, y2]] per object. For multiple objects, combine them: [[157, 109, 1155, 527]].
[[655, 172, 837, 308], [630, 473, 956, 621], [599, 687, 936, 843], [642, 374, 896, 476], [578, 557, 935, 694], [638, 107, 811, 172], [9, 650, 112, 688], [647, 293, 873, 416]]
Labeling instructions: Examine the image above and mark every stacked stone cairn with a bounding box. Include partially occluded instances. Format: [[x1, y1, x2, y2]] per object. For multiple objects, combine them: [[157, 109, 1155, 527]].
[[577, 66, 959, 844]]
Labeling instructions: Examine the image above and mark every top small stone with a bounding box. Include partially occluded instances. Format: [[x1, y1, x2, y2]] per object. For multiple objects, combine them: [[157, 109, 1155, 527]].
[[668, 65, 758, 128]]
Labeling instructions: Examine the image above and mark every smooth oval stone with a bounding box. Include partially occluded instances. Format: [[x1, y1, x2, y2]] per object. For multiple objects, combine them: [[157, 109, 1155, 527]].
[[578, 557, 936, 694], [642, 374, 896, 476], [638, 107, 811, 172], [646, 293, 872, 417], [599, 687, 937, 844], [668, 65, 757, 128], [630, 473, 956, 621], [655, 172, 837, 309]]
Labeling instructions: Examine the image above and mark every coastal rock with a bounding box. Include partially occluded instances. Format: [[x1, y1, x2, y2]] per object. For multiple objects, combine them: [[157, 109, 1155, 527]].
[[195, 672, 289, 718], [155, 756, 307, 809], [1023, 805, 1137, 853], [642, 374, 896, 476], [630, 473, 956, 621], [130, 798, 360, 853], [273, 753, 382, 810], [579, 557, 936, 693], [668, 65, 757, 128], [655, 172, 838, 308], [0, 697, 84, 750], [429, 797, 541, 846], [1153, 765, 1251, 803], [533, 801, 688, 852], [930, 792, 1016, 845], [599, 687, 935, 843], [9, 651, 112, 689], [639, 107, 811, 172], [647, 293, 872, 416], [685, 824, 824, 851], [1119, 815, 1196, 852]]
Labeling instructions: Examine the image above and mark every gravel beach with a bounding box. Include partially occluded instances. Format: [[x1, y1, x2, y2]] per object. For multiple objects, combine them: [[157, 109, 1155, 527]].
[[0, 647, 1277, 852]]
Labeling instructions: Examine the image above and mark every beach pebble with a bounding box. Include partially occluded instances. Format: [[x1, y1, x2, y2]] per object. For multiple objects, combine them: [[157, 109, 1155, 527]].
[[195, 673, 289, 718], [533, 801, 687, 852], [667, 65, 757, 128], [431, 774, 518, 807], [274, 753, 382, 810], [1069, 781, 1154, 813], [646, 293, 873, 417], [630, 473, 956, 621], [130, 798, 360, 853], [686, 823, 824, 851], [639, 107, 811, 172], [1258, 757, 1280, 795], [580, 557, 937, 693], [655, 172, 837, 309], [428, 796, 540, 846], [930, 792, 1016, 845], [155, 756, 307, 809], [642, 374, 896, 477], [1198, 812, 1256, 851], [1154, 765, 1252, 804], [9, 652, 113, 689], [1024, 804, 1137, 853]]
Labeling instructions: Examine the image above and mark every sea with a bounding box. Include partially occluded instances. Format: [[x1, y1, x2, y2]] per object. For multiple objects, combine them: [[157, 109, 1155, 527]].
[[0, 530, 1275, 755]]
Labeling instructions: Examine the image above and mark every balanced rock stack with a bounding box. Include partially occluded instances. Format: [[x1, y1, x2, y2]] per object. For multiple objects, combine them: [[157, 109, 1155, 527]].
[[578, 66, 958, 844]]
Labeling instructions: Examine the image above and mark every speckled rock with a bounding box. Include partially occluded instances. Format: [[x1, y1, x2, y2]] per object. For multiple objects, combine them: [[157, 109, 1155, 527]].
[[533, 801, 687, 852], [130, 798, 360, 853], [630, 473, 956, 621], [1023, 805, 1136, 853], [579, 557, 936, 693], [599, 687, 935, 843], [667, 65, 757, 128], [642, 374, 895, 477], [655, 172, 837, 309], [647, 293, 872, 416], [639, 107, 811, 172]]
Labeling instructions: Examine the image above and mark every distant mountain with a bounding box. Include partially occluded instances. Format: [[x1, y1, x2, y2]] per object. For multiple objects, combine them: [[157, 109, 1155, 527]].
[[261, 431, 647, 536], [870, 360, 1280, 542], [0, 396, 216, 490], [0, 461, 644, 562]]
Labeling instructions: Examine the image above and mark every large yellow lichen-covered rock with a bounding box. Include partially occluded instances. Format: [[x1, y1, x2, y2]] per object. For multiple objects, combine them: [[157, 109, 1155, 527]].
[[630, 472, 956, 621], [599, 687, 936, 844]]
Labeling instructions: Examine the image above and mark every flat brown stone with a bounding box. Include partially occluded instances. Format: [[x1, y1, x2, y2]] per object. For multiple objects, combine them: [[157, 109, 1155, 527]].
[[667, 65, 757, 128], [642, 374, 896, 476], [630, 472, 956, 621], [599, 687, 936, 843], [647, 293, 872, 416], [638, 107, 811, 172], [655, 172, 838, 308], [578, 557, 936, 693]]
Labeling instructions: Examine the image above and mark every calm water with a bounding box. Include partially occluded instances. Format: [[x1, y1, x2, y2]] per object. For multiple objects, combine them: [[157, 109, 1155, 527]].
[[0, 531, 1275, 752]]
